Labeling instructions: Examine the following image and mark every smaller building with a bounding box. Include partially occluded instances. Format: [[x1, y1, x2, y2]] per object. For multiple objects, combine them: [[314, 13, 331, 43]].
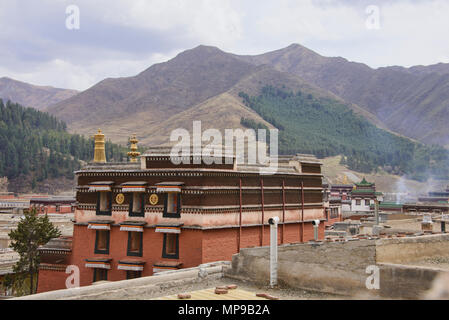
[[30, 197, 76, 215], [324, 184, 353, 212], [418, 185, 449, 203], [350, 178, 383, 212], [369, 202, 403, 213]]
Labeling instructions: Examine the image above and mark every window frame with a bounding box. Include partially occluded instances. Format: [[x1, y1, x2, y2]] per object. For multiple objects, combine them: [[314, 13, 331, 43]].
[[162, 233, 179, 259], [126, 270, 142, 280], [96, 191, 113, 216], [127, 231, 143, 257], [163, 193, 181, 218], [94, 230, 110, 254], [129, 192, 146, 217], [355, 199, 361, 206], [93, 268, 108, 282]]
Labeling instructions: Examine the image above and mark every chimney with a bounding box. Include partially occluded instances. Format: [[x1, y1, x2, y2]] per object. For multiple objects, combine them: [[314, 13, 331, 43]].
[[93, 129, 106, 163]]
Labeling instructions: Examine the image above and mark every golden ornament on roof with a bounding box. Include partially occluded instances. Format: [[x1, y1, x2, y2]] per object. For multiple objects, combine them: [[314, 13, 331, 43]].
[[93, 129, 106, 163], [127, 133, 141, 163]]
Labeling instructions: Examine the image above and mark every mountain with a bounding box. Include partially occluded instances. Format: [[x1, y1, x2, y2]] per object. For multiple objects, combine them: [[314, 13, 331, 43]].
[[26, 44, 449, 181], [238, 86, 448, 181], [0, 77, 78, 110], [235, 44, 449, 147], [0, 99, 126, 193], [46, 46, 260, 143], [46, 45, 385, 145]]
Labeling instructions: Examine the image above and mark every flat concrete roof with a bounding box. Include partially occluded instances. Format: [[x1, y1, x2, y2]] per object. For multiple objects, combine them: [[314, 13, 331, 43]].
[[152, 287, 268, 300]]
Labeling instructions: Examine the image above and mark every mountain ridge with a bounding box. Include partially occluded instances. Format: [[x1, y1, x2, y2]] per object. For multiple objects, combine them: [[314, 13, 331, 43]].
[[235, 43, 449, 146], [0, 77, 78, 110], [45, 44, 390, 145]]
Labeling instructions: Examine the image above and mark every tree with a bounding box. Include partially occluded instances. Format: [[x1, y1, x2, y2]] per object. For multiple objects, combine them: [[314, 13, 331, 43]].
[[8, 208, 61, 295]]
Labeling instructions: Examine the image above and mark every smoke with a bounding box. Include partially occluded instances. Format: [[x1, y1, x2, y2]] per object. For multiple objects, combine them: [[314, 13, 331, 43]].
[[394, 176, 409, 204], [393, 173, 449, 204]]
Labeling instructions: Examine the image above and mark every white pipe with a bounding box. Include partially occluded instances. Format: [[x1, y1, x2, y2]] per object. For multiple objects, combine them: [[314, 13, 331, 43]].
[[312, 219, 320, 241], [269, 216, 279, 287]]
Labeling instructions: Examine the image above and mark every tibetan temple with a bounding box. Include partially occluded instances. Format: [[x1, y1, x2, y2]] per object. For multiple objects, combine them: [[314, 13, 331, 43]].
[[36, 130, 332, 293]]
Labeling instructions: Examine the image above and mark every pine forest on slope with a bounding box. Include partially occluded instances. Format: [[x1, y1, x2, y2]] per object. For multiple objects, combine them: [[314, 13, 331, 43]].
[[0, 99, 126, 192], [239, 86, 449, 182]]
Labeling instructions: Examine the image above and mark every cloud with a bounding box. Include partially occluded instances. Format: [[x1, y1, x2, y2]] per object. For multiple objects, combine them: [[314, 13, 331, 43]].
[[0, 0, 449, 90]]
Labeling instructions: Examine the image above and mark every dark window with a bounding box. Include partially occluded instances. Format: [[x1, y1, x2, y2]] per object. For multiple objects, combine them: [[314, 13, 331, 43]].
[[96, 192, 112, 216], [365, 199, 371, 206], [162, 233, 179, 259], [127, 232, 143, 257], [163, 193, 181, 218], [93, 268, 108, 282], [129, 193, 145, 217], [94, 230, 110, 254], [330, 208, 339, 219], [356, 199, 361, 205], [126, 270, 142, 279]]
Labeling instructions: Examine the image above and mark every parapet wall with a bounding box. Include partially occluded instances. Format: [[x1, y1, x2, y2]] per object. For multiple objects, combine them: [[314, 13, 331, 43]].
[[226, 240, 377, 296], [12, 261, 230, 300], [225, 234, 449, 297], [376, 234, 449, 264]]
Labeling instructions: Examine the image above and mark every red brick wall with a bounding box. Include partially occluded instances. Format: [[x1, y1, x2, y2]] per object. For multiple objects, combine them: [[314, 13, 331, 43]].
[[38, 222, 325, 293], [201, 222, 324, 263], [65, 225, 205, 288], [37, 269, 68, 293]]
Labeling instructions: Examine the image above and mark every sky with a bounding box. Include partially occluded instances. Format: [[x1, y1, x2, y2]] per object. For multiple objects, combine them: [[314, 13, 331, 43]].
[[1, 0, 449, 91]]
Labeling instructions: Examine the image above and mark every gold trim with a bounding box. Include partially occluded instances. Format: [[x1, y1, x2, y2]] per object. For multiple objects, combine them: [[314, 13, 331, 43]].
[[149, 194, 159, 205], [115, 193, 125, 204]]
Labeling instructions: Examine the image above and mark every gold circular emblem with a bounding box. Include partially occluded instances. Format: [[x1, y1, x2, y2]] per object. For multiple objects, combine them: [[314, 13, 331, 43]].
[[115, 193, 125, 205], [149, 194, 159, 205]]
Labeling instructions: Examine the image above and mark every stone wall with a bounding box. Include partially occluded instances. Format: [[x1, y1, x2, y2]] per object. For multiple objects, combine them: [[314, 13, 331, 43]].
[[226, 240, 377, 296], [14, 261, 230, 300], [376, 234, 449, 264], [378, 263, 443, 299], [225, 234, 449, 298]]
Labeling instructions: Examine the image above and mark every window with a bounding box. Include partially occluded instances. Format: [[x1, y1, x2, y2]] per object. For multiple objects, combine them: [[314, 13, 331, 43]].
[[95, 230, 110, 254], [330, 208, 339, 219], [97, 192, 112, 216], [93, 269, 108, 282], [129, 193, 145, 217], [356, 199, 361, 206], [365, 199, 371, 206], [126, 271, 142, 279], [162, 233, 179, 259], [163, 193, 181, 218], [127, 232, 143, 257]]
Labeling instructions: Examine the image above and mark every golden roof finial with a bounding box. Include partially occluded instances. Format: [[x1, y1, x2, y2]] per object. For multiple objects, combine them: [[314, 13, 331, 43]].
[[128, 133, 140, 163], [93, 129, 106, 163]]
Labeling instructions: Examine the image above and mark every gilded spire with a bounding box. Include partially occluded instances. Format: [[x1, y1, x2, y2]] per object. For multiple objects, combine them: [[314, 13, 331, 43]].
[[93, 129, 107, 163], [128, 133, 140, 163]]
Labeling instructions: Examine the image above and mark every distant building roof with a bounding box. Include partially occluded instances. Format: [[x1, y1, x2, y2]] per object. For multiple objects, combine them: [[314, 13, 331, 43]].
[[355, 177, 373, 186], [352, 189, 375, 194], [370, 202, 403, 209]]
